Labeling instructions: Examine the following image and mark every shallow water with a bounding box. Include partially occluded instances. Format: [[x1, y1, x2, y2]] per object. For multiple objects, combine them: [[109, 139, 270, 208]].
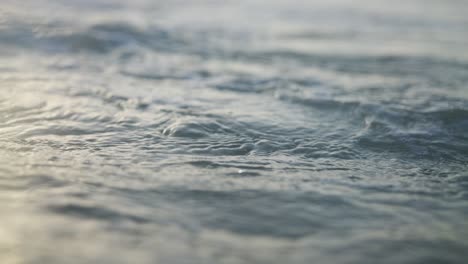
[[1, 0, 468, 263]]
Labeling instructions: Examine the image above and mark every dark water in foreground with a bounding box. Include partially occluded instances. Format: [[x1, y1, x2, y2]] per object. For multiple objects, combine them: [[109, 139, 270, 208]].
[[1, 0, 468, 263]]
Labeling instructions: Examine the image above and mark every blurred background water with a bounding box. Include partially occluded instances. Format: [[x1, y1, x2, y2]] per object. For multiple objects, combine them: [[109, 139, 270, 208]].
[[1, 0, 468, 263]]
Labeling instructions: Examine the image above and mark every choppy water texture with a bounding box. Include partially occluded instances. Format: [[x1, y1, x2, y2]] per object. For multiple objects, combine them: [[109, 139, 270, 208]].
[[1, 0, 468, 263]]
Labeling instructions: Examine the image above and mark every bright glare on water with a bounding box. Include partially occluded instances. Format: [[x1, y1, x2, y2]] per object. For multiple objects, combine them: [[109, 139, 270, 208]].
[[1, 0, 468, 263]]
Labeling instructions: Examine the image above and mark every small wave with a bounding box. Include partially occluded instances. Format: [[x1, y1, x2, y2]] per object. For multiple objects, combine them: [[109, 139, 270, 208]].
[[355, 109, 468, 162], [0, 174, 67, 191], [276, 93, 363, 112], [161, 118, 235, 139], [214, 76, 284, 94], [47, 203, 149, 224], [17, 125, 110, 139], [0, 20, 185, 54]]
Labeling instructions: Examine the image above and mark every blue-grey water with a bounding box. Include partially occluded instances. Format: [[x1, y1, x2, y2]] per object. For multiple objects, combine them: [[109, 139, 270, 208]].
[[1, 0, 468, 263]]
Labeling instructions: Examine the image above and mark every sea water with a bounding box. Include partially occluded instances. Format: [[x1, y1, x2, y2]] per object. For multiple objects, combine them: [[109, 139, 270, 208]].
[[1, 0, 468, 263]]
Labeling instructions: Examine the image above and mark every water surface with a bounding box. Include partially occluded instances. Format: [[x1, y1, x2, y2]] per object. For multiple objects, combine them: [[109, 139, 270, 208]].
[[1, 0, 468, 263]]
